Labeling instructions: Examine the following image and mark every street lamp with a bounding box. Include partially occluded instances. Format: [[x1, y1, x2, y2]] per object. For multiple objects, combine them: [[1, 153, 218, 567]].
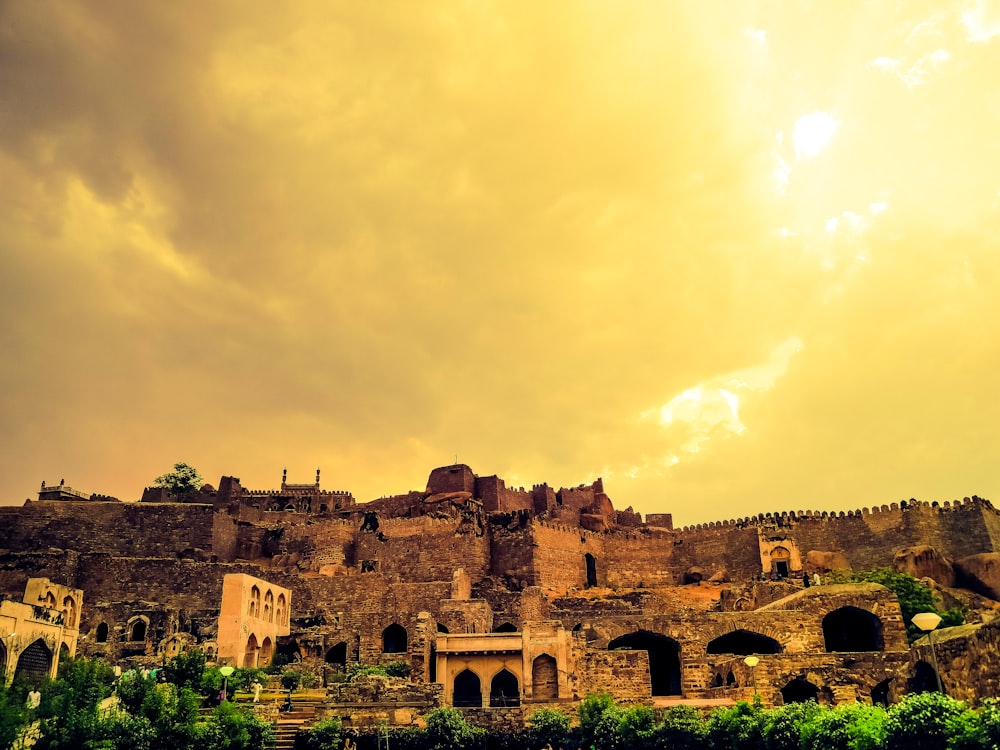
[[911, 612, 944, 693], [743, 655, 760, 694], [219, 665, 235, 703]]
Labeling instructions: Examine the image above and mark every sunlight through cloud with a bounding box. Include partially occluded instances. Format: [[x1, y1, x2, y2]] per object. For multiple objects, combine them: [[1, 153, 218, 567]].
[[793, 112, 840, 160]]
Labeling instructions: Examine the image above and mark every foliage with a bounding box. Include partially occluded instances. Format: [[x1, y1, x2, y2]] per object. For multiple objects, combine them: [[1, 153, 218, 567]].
[[201, 666, 226, 704], [827, 568, 964, 641], [154, 462, 204, 496], [0, 681, 29, 750], [346, 661, 411, 680], [134, 682, 201, 750], [615, 705, 657, 750], [577, 691, 617, 747], [705, 698, 767, 750], [798, 701, 886, 750], [760, 699, 821, 750], [654, 705, 706, 750], [199, 700, 274, 750], [528, 707, 571, 749], [974, 697, 1000, 750], [423, 707, 484, 750], [884, 692, 974, 750], [162, 648, 207, 690], [233, 666, 268, 692], [281, 670, 303, 692], [34, 656, 116, 750], [114, 669, 159, 714], [295, 718, 343, 750]]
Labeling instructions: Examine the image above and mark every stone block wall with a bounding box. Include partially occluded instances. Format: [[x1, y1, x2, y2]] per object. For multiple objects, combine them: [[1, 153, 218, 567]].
[[579, 649, 651, 701]]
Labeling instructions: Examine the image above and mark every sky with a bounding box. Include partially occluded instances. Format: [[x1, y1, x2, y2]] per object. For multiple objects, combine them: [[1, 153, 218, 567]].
[[2, 1, 999, 526]]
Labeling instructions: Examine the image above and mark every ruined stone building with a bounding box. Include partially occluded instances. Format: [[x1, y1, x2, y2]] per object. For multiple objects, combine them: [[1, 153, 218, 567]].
[[1, 464, 999, 724]]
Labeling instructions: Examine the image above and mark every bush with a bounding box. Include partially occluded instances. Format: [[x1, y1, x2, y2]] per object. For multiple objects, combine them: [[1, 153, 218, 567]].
[[798, 702, 886, 750], [655, 705, 706, 750], [281, 670, 303, 692], [705, 699, 767, 750], [424, 707, 484, 750], [577, 692, 617, 747], [199, 700, 274, 750], [761, 700, 821, 750], [529, 708, 571, 749], [295, 718, 342, 750], [884, 692, 971, 750], [161, 649, 207, 689]]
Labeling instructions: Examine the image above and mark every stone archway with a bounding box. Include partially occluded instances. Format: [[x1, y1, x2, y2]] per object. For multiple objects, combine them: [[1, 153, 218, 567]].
[[382, 623, 407, 654], [14, 639, 52, 685], [823, 607, 884, 652], [781, 677, 819, 704], [453, 668, 482, 707], [490, 669, 519, 707], [707, 629, 782, 655], [608, 630, 682, 696], [244, 633, 259, 667], [532, 654, 558, 700], [325, 641, 347, 668]]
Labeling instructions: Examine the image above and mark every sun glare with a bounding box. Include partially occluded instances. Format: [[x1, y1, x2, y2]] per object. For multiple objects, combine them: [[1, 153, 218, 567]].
[[793, 111, 840, 160]]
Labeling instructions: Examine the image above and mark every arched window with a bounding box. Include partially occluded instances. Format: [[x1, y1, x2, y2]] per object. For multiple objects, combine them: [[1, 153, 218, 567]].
[[770, 546, 791, 577], [14, 639, 52, 685], [249, 586, 261, 618], [95, 622, 109, 643], [823, 607, 884, 652], [490, 669, 519, 707], [62, 596, 77, 628], [264, 590, 274, 623], [382, 624, 407, 654], [437, 623, 449, 633], [532, 654, 558, 700], [782, 677, 819, 704], [129, 619, 147, 642], [493, 622, 517, 633], [706, 630, 781, 655], [43, 591, 56, 609], [325, 641, 347, 668], [608, 630, 682, 696], [711, 672, 724, 688], [276, 594, 287, 625], [453, 669, 482, 707]]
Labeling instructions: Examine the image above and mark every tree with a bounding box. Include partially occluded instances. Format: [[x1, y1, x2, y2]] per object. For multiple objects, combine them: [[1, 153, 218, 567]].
[[423, 707, 484, 750], [655, 705, 706, 750], [162, 648, 207, 690], [798, 702, 886, 750], [528, 708, 571, 749], [295, 717, 342, 750], [154, 462, 203, 496], [761, 700, 821, 750], [199, 700, 274, 750], [884, 692, 972, 750], [705, 699, 767, 750], [0, 681, 29, 750], [281, 670, 302, 693], [34, 657, 116, 750]]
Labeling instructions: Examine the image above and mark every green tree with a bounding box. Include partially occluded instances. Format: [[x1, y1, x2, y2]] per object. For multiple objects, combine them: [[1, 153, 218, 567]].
[[281, 670, 302, 693], [798, 702, 886, 750], [0, 681, 29, 750], [528, 707, 571, 749], [161, 648, 207, 690], [199, 700, 274, 750], [577, 691, 617, 747], [705, 699, 767, 750], [616, 705, 657, 750], [654, 705, 706, 750], [423, 707, 484, 750], [884, 692, 971, 750], [761, 700, 821, 750], [154, 462, 204, 496], [34, 657, 116, 750]]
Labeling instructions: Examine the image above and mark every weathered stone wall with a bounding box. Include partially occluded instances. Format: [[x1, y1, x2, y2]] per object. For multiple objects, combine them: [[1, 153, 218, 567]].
[[672, 524, 762, 581], [912, 620, 1000, 704], [355, 513, 489, 583], [0, 501, 219, 559], [602, 528, 679, 588], [579, 649, 651, 700]]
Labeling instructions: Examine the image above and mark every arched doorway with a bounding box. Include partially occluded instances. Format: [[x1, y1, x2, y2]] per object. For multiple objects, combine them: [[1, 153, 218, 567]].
[[532, 654, 558, 700], [782, 677, 819, 704], [260, 637, 273, 664], [770, 547, 791, 577], [823, 607, 884, 651], [453, 669, 482, 708], [14, 639, 52, 685], [490, 669, 519, 707], [907, 661, 939, 694], [493, 622, 517, 633], [707, 630, 782, 655], [872, 678, 892, 706], [244, 633, 259, 667], [585, 554, 598, 587], [608, 630, 682, 696], [382, 624, 407, 653], [129, 619, 147, 642], [325, 641, 347, 668], [95, 623, 109, 643]]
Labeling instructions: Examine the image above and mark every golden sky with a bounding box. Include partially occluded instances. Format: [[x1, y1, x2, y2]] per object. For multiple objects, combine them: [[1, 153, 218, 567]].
[[2, 1, 999, 525]]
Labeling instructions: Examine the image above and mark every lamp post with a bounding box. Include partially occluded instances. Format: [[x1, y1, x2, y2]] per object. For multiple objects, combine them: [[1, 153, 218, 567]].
[[219, 665, 235, 703], [743, 655, 760, 694], [911, 612, 944, 693]]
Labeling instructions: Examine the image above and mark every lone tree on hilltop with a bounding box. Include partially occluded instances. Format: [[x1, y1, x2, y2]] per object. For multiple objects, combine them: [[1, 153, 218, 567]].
[[154, 462, 203, 496]]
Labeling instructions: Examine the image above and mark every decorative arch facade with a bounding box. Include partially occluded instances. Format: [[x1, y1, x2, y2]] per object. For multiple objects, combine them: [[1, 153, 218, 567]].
[[217, 574, 292, 667]]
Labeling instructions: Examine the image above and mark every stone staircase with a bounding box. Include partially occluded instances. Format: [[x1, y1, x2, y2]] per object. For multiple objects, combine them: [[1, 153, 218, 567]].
[[270, 696, 325, 750]]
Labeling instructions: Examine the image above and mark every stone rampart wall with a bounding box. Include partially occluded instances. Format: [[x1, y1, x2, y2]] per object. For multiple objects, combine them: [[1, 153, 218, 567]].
[[579, 649, 650, 700], [355, 515, 490, 582]]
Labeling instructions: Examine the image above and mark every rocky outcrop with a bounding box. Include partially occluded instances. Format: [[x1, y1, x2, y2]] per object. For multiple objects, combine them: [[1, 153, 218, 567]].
[[954, 553, 1000, 601], [804, 550, 850, 573], [893, 545, 955, 587]]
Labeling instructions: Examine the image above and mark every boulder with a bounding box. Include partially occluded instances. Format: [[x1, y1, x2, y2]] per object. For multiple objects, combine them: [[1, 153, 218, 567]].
[[955, 553, 1000, 601], [893, 545, 955, 587], [804, 550, 851, 574]]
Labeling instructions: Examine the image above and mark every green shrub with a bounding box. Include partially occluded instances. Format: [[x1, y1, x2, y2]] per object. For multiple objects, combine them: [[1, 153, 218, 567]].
[[655, 704, 706, 750], [424, 707, 484, 750], [884, 692, 971, 750], [295, 717, 342, 750], [528, 707, 571, 749], [705, 699, 767, 750]]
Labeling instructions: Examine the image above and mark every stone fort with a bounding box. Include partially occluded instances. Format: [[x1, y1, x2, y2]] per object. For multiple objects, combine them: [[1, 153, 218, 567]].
[[3, 464, 1000, 727]]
